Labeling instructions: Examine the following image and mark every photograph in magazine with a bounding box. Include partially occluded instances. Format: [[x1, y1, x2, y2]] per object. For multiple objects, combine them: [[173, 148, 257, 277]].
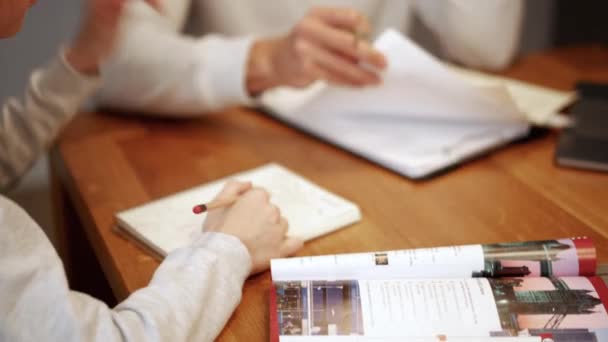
[[275, 281, 364, 336], [489, 277, 608, 340], [475, 238, 596, 278]]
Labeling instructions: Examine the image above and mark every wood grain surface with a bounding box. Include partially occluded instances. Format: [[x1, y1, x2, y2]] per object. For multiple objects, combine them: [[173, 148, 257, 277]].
[[51, 46, 608, 341]]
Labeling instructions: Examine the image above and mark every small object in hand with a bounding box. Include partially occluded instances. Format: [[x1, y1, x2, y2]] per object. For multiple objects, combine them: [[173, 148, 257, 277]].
[[353, 28, 368, 48], [192, 204, 208, 214], [192, 197, 238, 215]]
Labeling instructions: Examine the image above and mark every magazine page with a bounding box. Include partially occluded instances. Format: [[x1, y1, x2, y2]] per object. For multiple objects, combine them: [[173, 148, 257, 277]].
[[271, 238, 596, 281], [272, 276, 608, 341], [278, 337, 539, 342]]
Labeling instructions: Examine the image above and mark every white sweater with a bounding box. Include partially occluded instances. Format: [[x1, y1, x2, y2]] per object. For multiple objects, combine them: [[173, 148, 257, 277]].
[[0, 56, 252, 341], [0, 196, 251, 342], [98, 0, 523, 116]]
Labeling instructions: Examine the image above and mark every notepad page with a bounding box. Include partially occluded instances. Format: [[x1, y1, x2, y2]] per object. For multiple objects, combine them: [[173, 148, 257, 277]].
[[116, 164, 361, 256]]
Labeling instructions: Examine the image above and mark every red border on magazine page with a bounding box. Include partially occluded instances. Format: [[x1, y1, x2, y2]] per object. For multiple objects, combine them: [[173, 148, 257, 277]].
[[270, 284, 279, 342], [573, 237, 597, 276], [589, 276, 608, 311]]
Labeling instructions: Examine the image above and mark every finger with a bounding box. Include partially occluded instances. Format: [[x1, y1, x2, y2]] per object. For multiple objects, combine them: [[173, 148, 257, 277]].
[[299, 57, 322, 77], [298, 13, 387, 69], [297, 40, 381, 86], [296, 18, 386, 69], [244, 187, 271, 203], [315, 63, 372, 87], [309, 7, 371, 34], [267, 205, 281, 224], [215, 180, 253, 200], [355, 41, 387, 69], [277, 216, 289, 235], [279, 237, 304, 257]]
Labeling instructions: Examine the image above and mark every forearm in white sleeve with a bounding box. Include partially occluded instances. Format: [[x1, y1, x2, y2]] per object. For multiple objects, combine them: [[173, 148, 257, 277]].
[[106, 233, 252, 341], [0, 196, 251, 342], [97, 2, 255, 117], [0, 54, 99, 192], [415, 0, 524, 70]]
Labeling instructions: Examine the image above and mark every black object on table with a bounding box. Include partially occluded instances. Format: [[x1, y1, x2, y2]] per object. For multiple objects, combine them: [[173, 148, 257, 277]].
[[555, 82, 608, 172]]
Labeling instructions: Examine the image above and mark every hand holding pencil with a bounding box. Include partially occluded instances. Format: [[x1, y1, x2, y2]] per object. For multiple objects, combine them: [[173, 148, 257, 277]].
[[202, 180, 303, 275], [193, 197, 240, 215], [246, 7, 386, 96]]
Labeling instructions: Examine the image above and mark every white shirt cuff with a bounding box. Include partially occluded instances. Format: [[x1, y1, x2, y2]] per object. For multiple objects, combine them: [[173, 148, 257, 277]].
[[33, 50, 103, 114], [194, 36, 257, 110], [56, 49, 102, 94], [191, 232, 252, 282]]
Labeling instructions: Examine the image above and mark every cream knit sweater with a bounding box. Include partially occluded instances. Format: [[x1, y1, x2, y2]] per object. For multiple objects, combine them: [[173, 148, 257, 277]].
[[0, 55, 252, 342]]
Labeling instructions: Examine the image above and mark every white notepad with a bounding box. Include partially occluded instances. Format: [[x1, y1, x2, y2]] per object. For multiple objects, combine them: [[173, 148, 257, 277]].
[[115, 163, 361, 257]]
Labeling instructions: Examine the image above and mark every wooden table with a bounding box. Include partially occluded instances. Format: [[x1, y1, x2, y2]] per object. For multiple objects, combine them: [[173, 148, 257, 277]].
[[51, 46, 608, 341]]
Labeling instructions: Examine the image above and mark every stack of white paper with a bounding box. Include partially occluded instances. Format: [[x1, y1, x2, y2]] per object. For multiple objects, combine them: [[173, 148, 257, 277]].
[[261, 29, 575, 179], [448, 65, 576, 126]]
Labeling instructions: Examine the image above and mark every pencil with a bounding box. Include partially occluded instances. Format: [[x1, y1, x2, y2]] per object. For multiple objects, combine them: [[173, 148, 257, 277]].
[[353, 29, 367, 48], [192, 197, 238, 214], [353, 22, 370, 48]]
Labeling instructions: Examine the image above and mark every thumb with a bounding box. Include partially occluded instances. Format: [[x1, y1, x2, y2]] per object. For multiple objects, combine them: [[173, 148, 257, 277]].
[[279, 237, 304, 257], [216, 180, 253, 200]]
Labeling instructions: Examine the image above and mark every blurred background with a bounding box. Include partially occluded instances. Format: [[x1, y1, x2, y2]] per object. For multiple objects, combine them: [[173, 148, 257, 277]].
[[0, 0, 606, 237], [1, 0, 82, 240]]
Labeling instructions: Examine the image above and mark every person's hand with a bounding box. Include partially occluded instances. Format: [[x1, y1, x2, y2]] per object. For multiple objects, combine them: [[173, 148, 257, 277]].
[[204, 180, 304, 274], [65, 0, 160, 75], [246, 7, 387, 95], [202, 180, 253, 232]]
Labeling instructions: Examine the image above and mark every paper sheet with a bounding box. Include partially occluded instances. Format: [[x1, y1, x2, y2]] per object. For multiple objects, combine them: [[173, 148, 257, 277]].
[[259, 29, 533, 179], [268, 109, 528, 178], [449, 65, 577, 125], [280, 29, 525, 124]]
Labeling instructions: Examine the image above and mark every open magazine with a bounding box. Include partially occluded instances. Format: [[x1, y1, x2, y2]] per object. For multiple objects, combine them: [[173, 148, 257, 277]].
[[269, 237, 608, 341]]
